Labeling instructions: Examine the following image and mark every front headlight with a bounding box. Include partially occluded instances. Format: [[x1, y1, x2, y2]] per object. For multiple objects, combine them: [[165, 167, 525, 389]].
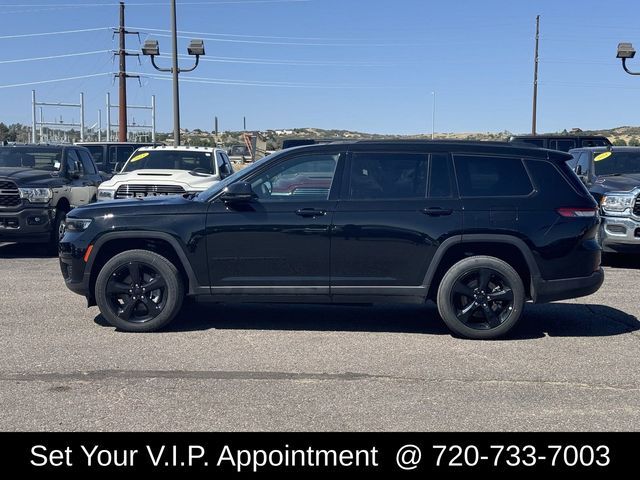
[[18, 187, 52, 203], [98, 189, 115, 200], [601, 194, 636, 214], [64, 218, 92, 232]]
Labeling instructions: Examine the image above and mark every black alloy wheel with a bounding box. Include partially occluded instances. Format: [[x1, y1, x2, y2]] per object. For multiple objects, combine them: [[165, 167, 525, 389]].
[[450, 267, 515, 330], [105, 261, 167, 323], [95, 249, 184, 332], [437, 256, 525, 339]]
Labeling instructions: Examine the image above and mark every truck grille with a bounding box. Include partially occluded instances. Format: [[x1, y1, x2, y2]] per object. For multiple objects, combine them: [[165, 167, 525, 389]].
[[0, 180, 21, 207], [115, 184, 186, 199], [634, 195, 640, 217]]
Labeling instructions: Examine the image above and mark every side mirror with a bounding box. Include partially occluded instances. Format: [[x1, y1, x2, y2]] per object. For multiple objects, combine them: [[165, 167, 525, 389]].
[[220, 182, 256, 203]]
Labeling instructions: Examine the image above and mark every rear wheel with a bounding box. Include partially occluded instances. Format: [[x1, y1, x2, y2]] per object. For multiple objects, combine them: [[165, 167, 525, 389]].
[[436, 256, 525, 339], [95, 249, 184, 332]]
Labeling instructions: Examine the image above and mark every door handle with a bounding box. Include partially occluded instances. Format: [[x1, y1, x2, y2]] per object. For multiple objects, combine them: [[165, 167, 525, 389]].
[[295, 208, 327, 218], [421, 207, 453, 216]]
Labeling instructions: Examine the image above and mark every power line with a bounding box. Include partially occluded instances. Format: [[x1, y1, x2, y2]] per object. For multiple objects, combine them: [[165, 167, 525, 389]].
[[0, 27, 110, 40], [0, 72, 113, 89], [0, 0, 310, 6], [0, 50, 111, 65]]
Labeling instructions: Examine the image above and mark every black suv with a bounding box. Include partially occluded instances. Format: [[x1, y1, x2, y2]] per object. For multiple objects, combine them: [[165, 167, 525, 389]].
[[59, 141, 604, 339], [568, 146, 640, 253], [0, 144, 103, 247]]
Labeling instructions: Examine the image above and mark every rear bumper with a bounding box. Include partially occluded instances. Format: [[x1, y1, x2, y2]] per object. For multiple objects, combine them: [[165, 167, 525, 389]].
[[0, 207, 54, 243], [532, 268, 604, 303]]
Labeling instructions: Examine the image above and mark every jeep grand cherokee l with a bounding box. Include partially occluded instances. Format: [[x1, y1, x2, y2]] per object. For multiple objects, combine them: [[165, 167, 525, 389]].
[[59, 141, 604, 339]]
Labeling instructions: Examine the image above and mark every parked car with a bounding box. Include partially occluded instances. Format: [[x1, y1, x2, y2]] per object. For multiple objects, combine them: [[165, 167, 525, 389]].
[[76, 141, 163, 174], [0, 143, 102, 248], [568, 146, 640, 253], [509, 134, 611, 152], [60, 141, 603, 338], [96, 146, 233, 201]]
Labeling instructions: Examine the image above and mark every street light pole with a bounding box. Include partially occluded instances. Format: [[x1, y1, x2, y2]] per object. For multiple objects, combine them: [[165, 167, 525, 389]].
[[431, 91, 436, 140], [617, 43, 640, 75], [170, 0, 180, 146]]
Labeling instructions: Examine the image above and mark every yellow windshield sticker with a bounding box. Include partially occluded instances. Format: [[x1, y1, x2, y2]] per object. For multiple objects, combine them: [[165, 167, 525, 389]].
[[594, 152, 612, 162], [130, 152, 149, 162]]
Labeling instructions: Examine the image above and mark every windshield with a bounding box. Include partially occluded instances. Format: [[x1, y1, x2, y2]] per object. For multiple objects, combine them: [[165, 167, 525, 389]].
[[196, 152, 279, 201], [594, 151, 640, 176], [0, 147, 62, 171], [122, 150, 217, 174]]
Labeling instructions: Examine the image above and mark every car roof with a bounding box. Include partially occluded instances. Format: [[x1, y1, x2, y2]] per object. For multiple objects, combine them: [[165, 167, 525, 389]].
[[282, 139, 573, 162], [569, 146, 640, 152]]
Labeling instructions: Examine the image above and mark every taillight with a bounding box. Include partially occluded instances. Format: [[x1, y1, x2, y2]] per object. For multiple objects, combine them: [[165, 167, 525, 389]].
[[556, 207, 598, 218]]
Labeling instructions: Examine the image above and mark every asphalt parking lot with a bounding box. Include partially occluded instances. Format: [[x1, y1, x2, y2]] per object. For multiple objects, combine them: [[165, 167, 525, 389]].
[[0, 242, 638, 431]]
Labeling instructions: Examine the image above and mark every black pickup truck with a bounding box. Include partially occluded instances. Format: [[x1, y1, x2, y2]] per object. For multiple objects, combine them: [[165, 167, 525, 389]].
[[0, 144, 103, 248]]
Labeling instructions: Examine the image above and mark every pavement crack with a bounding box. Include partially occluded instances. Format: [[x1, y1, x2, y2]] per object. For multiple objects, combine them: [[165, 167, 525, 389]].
[[1, 369, 638, 392]]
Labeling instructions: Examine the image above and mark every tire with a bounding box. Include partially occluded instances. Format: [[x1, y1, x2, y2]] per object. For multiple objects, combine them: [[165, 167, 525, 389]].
[[436, 255, 525, 339], [95, 249, 184, 332], [49, 208, 67, 253]]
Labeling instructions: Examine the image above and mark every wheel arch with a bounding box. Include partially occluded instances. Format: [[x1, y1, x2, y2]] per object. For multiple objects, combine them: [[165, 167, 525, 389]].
[[86, 231, 202, 301], [424, 234, 540, 300]]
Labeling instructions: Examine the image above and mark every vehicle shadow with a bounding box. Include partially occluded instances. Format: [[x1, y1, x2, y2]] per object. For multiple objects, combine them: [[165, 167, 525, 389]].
[[0, 242, 54, 258], [602, 253, 640, 270], [93, 301, 639, 340]]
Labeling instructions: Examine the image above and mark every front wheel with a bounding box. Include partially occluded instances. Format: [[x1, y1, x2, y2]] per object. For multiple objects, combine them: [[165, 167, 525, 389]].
[[436, 256, 525, 339], [95, 249, 184, 332]]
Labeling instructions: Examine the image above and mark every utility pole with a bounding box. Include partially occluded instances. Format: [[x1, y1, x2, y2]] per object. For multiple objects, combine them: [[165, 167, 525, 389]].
[[531, 15, 540, 135], [116, 1, 139, 142]]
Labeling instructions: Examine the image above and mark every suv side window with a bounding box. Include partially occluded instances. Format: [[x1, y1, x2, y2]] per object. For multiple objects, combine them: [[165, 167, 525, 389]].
[[349, 152, 428, 200], [110, 145, 136, 169], [582, 139, 608, 147], [85, 145, 105, 171], [250, 153, 339, 201], [428, 153, 455, 198], [78, 149, 97, 174], [66, 149, 84, 177], [549, 139, 576, 151], [454, 155, 533, 197]]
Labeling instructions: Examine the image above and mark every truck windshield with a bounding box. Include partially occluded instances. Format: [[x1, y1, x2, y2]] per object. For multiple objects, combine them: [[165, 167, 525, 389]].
[[0, 147, 62, 171], [122, 150, 216, 174], [594, 151, 640, 176]]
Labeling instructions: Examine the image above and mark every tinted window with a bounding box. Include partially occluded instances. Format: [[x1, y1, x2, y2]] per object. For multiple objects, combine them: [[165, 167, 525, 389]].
[[576, 152, 591, 176], [454, 155, 533, 197], [516, 138, 544, 148], [525, 159, 590, 198], [85, 146, 105, 170], [0, 147, 61, 170], [250, 153, 339, 201], [122, 150, 216, 173], [593, 151, 640, 175], [349, 152, 428, 200], [567, 152, 580, 169], [66, 150, 84, 175], [549, 139, 576, 151], [110, 146, 136, 168], [78, 149, 97, 174], [216, 152, 231, 176], [582, 139, 608, 147], [428, 153, 454, 197]]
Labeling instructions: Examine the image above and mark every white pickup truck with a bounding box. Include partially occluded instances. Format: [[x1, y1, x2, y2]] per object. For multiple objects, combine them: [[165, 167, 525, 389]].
[[96, 145, 233, 201]]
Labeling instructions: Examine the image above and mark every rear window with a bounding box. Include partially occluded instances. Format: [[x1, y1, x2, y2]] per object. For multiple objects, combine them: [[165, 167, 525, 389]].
[[453, 155, 533, 197], [525, 159, 590, 198]]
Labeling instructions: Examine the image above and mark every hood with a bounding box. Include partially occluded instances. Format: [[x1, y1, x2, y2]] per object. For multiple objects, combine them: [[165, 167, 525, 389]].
[[0, 167, 67, 187], [594, 173, 640, 193], [101, 169, 219, 190], [70, 194, 202, 218]]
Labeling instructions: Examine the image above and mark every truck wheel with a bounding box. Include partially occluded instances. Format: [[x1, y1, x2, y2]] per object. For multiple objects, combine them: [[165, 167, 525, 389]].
[[49, 209, 67, 252], [436, 256, 525, 339], [95, 249, 184, 332]]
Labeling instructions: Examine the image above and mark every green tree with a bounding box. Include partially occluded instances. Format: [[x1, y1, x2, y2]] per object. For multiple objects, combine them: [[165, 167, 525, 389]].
[[0, 123, 9, 141], [612, 138, 627, 146], [628, 137, 640, 146]]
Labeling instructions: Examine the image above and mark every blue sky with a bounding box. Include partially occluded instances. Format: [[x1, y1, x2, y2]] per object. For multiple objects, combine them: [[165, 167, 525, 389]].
[[1, 0, 640, 135]]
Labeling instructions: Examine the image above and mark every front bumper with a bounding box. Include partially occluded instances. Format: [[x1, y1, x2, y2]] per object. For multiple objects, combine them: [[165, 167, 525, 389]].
[[0, 206, 54, 243], [600, 215, 640, 253], [533, 268, 604, 303]]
